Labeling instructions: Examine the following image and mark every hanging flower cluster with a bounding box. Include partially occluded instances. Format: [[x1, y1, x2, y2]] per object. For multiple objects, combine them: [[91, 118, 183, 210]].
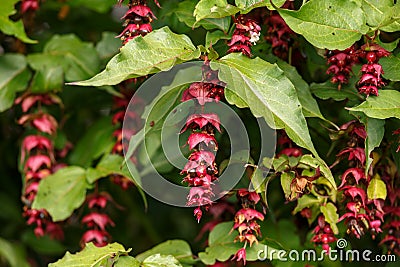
[[81, 192, 115, 247], [21, 0, 40, 13], [311, 215, 336, 252], [264, 1, 295, 60], [180, 62, 225, 223], [325, 44, 358, 90], [335, 121, 384, 239], [16, 93, 64, 239], [227, 15, 261, 57], [231, 189, 264, 265], [117, 0, 157, 45], [357, 43, 390, 96]]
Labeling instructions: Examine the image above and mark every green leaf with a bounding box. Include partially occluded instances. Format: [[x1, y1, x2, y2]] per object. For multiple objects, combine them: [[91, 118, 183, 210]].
[[68, 116, 116, 167], [367, 174, 387, 200], [194, 0, 240, 22], [0, 237, 29, 267], [278, 0, 368, 49], [175, 0, 231, 32], [49, 242, 130, 267], [205, 30, 230, 46], [213, 53, 318, 158], [114, 256, 141, 267], [86, 154, 132, 184], [32, 166, 88, 221], [71, 27, 200, 86], [68, 0, 116, 13], [198, 222, 283, 265], [361, 0, 399, 30], [136, 240, 193, 264], [353, 113, 384, 176], [380, 54, 400, 81], [95, 32, 121, 61], [21, 231, 65, 255], [235, 0, 286, 13], [281, 171, 294, 200], [379, 4, 400, 32], [320, 203, 339, 235], [310, 80, 361, 102], [0, 0, 36, 43], [27, 34, 101, 82], [293, 194, 322, 214], [30, 66, 64, 93], [298, 154, 337, 189], [274, 60, 328, 122], [142, 254, 183, 267], [347, 90, 400, 119], [0, 54, 31, 112]]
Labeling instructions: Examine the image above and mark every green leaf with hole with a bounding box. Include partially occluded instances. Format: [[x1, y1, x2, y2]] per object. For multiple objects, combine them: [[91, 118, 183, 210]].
[[49, 242, 131, 267], [278, 0, 368, 49], [0, 54, 31, 112], [32, 166, 88, 221], [71, 27, 200, 86], [320, 202, 339, 235], [194, 0, 240, 22], [347, 90, 400, 119], [0, 0, 36, 43], [380, 54, 400, 81], [367, 174, 387, 200]]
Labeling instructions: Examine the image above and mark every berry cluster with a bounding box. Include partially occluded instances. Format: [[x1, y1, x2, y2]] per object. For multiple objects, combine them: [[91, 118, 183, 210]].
[[117, 0, 157, 45], [264, 1, 295, 60], [81, 192, 115, 247], [16, 93, 65, 239], [325, 44, 358, 89], [227, 15, 261, 57], [180, 62, 224, 222], [335, 121, 384, 239], [357, 43, 390, 96], [311, 215, 336, 252], [231, 189, 264, 265]]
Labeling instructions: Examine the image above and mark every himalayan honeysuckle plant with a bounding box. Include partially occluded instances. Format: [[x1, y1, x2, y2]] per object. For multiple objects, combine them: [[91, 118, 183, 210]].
[[1, 0, 400, 266]]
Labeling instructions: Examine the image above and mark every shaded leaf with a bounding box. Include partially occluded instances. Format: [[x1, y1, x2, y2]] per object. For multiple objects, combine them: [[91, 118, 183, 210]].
[[380, 54, 400, 81], [281, 171, 294, 200], [0, 0, 36, 43], [361, 0, 399, 30], [95, 32, 121, 61], [278, 0, 368, 49], [298, 154, 337, 189], [205, 30, 230, 46], [136, 240, 193, 264], [320, 202, 339, 235], [27, 34, 101, 82], [33, 166, 88, 221], [347, 90, 400, 119], [310, 80, 361, 102], [0, 237, 29, 267], [49, 242, 130, 267], [235, 0, 286, 13], [30, 66, 64, 93], [86, 154, 132, 184], [367, 174, 387, 200], [0, 54, 31, 112], [68, 0, 116, 13], [71, 27, 200, 86]]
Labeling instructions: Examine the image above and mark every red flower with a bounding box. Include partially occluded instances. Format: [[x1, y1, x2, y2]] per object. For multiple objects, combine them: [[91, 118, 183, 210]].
[[82, 213, 115, 230], [81, 230, 109, 247], [235, 208, 264, 224], [181, 113, 221, 133], [21, 135, 53, 162], [337, 147, 366, 165], [87, 193, 112, 209], [338, 168, 366, 188], [122, 5, 155, 19], [232, 248, 246, 265], [187, 133, 217, 150], [24, 154, 51, 172], [21, 0, 39, 13]]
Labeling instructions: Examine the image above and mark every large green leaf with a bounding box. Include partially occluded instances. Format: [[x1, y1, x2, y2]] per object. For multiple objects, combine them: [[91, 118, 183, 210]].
[[194, 0, 240, 22], [136, 240, 193, 265], [175, 0, 231, 32], [32, 166, 88, 221], [0, 54, 31, 112], [380, 3, 400, 32], [212, 53, 318, 157], [380, 54, 400, 81], [0, 237, 29, 267], [198, 222, 283, 265], [235, 0, 286, 13], [71, 27, 200, 86], [49, 243, 130, 267], [278, 0, 368, 50], [347, 90, 400, 120], [27, 34, 101, 82], [0, 0, 36, 43], [361, 0, 399, 30]]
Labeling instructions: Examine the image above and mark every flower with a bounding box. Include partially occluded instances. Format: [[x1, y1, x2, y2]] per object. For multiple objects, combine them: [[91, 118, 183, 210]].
[[232, 248, 246, 265], [82, 213, 115, 231]]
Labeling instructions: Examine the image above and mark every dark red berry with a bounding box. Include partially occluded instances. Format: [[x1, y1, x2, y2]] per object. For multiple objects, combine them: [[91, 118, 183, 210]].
[[366, 52, 376, 63]]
